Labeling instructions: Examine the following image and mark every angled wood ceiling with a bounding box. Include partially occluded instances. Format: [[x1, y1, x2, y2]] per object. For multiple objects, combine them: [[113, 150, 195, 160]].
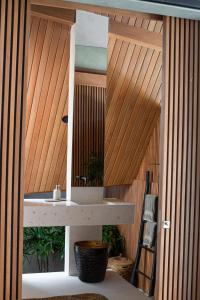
[[25, 16, 70, 193], [25, 8, 163, 192], [104, 15, 162, 186]]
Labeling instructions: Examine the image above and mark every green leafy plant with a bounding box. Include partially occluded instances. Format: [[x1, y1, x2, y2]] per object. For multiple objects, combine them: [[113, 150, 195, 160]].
[[102, 225, 125, 257], [86, 153, 104, 186], [23, 227, 65, 272]]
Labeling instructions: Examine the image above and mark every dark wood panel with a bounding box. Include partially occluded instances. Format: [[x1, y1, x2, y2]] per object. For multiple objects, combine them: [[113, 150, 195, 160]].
[[72, 85, 106, 187], [0, 1, 30, 299], [156, 17, 200, 300]]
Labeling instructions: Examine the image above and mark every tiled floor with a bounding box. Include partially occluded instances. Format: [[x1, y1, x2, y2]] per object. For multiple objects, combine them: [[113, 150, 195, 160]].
[[23, 271, 151, 300]]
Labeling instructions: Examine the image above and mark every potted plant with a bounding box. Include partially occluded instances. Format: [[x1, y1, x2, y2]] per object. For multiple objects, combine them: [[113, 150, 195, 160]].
[[102, 225, 125, 257]]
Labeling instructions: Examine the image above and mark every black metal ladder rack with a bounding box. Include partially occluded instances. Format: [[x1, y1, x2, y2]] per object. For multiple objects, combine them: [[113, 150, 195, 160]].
[[130, 171, 158, 297]]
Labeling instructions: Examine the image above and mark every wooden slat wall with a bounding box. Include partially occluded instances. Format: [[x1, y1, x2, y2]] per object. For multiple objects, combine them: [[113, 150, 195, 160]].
[[157, 17, 200, 300], [25, 16, 70, 193], [105, 118, 160, 293], [0, 1, 30, 299], [72, 84, 106, 186], [104, 16, 162, 186]]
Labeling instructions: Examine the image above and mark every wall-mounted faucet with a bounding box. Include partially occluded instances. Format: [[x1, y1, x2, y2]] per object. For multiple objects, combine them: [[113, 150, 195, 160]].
[[76, 175, 88, 184]]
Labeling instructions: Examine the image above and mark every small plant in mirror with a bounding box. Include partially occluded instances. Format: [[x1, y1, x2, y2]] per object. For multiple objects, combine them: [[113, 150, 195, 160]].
[[85, 153, 104, 186]]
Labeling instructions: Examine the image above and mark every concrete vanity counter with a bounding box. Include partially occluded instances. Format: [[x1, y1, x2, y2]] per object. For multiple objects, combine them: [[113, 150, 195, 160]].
[[24, 198, 134, 227]]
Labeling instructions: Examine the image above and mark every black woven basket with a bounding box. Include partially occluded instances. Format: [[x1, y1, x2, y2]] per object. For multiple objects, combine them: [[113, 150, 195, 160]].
[[74, 241, 109, 283]]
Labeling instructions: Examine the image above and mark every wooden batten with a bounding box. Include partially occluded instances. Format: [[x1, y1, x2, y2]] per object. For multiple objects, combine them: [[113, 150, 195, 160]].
[[109, 20, 162, 51], [31, 4, 76, 25], [31, 0, 163, 21], [75, 72, 107, 88], [0, 0, 30, 299], [157, 17, 200, 300]]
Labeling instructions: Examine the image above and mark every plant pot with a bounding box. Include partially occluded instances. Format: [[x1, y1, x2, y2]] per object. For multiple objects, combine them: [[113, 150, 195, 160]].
[[74, 241, 109, 283]]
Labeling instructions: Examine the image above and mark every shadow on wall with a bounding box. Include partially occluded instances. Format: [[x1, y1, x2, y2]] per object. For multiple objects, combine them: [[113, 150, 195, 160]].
[[23, 254, 64, 274], [24, 191, 66, 199]]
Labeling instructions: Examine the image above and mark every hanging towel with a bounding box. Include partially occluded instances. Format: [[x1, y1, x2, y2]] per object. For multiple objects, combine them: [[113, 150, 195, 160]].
[[143, 222, 157, 248], [143, 194, 158, 222]]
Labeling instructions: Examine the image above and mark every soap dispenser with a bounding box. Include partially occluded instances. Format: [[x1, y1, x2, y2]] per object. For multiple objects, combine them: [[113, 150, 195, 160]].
[[53, 185, 61, 201]]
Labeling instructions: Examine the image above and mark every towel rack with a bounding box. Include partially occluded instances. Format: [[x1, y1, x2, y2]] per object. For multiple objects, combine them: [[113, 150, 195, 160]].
[[130, 171, 158, 297]]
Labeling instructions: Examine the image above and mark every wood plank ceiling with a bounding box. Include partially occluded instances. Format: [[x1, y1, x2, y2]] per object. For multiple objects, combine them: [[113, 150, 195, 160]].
[[25, 15, 106, 193], [25, 9, 163, 192], [25, 15, 70, 193], [104, 15, 163, 186]]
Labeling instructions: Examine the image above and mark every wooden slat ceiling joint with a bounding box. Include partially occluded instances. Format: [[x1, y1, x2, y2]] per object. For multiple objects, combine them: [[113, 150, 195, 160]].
[[31, 4, 76, 26], [75, 72, 107, 88], [109, 19, 162, 52], [31, 0, 163, 21]]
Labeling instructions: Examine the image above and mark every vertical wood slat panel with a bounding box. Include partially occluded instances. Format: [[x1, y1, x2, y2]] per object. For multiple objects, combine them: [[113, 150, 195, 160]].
[[72, 85, 106, 187], [0, 1, 30, 299], [157, 17, 200, 300]]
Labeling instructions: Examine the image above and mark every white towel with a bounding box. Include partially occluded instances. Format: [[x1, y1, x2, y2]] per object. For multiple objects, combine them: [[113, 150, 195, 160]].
[[143, 194, 158, 222], [143, 222, 157, 248]]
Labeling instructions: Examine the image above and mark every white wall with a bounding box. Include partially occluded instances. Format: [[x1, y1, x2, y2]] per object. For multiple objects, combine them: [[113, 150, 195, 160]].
[[75, 10, 108, 48]]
